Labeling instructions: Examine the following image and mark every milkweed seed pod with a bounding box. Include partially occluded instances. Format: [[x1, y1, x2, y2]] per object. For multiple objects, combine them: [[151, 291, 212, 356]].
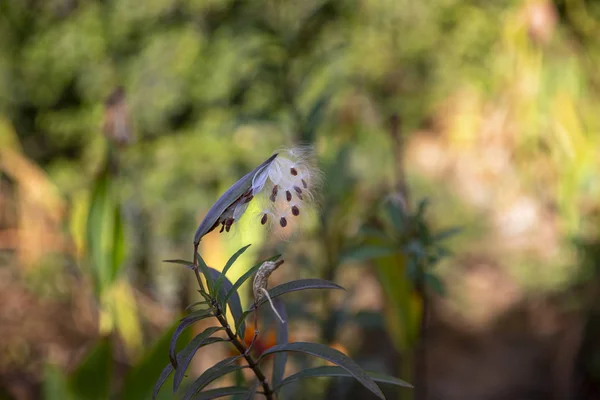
[[193, 146, 321, 245]]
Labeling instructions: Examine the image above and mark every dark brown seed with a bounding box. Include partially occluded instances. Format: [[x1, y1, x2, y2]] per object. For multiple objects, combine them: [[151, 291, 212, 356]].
[[261, 214, 268, 225], [302, 179, 308, 189], [291, 205, 300, 216], [244, 195, 254, 203], [290, 167, 298, 176], [293, 186, 303, 200], [225, 218, 234, 232], [280, 217, 287, 227], [286, 190, 292, 202], [270, 185, 279, 202]]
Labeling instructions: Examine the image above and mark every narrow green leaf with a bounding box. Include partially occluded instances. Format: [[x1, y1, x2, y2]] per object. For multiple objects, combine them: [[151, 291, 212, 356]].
[[208, 268, 243, 333], [214, 245, 251, 297], [194, 154, 278, 244], [236, 279, 344, 332], [185, 301, 210, 312], [259, 342, 385, 399], [197, 253, 215, 294], [152, 363, 174, 400], [169, 310, 214, 369], [250, 279, 344, 311], [162, 259, 194, 268], [182, 356, 245, 400], [223, 245, 251, 277], [271, 299, 288, 387], [193, 386, 249, 399], [274, 366, 413, 390], [68, 337, 112, 400], [341, 245, 398, 263], [173, 327, 225, 392]]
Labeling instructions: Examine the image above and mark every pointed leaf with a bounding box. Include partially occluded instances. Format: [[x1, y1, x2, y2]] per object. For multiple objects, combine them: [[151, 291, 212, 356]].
[[169, 310, 214, 369], [259, 342, 385, 399], [197, 253, 215, 294], [271, 299, 288, 387], [274, 366, 413, 390], [44, 364, 73, 400], [223, 245, 251, 277], [162, 259, 194, 268], [250, 279, 344, 311], [194, 386, 249, 400], [152, 363, 174, 400], [173, 327, 225, 392], [194, 154, 278, 244], [236, 279, 344, 332], [185, 300, 210, 312], [214, 245, 251, 297], [341, 245, 398, 263], [182, 356, 244, 400], [207, 268, 243, 333]]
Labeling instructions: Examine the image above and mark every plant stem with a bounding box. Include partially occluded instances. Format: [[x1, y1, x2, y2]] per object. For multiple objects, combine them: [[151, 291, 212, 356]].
[[192, 245, 274, 400], [214, 311, 274, 400]]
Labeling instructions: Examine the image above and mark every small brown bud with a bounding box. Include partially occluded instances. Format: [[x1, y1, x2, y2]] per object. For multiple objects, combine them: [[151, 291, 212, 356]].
[[290, 167, 298, 176], [261, 214, 268, 225], [280, 217, 287, 227], [286, 190, 292, 202], [291, 205, 300, 216]]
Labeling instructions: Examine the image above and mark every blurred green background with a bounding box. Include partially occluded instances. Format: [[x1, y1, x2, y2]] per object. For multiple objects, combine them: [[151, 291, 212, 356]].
[[1, 0, 600, 399]]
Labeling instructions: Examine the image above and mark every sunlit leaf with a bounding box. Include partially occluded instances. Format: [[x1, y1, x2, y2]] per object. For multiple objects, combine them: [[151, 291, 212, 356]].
[[274, 366, 412, 390], [173, 327, 225, 392], [169, 309, 214, 369], [193, 154, 277, 244], [271, 299, 288, 387], [259, 342, 385, 399], [182, 356, 245, 400]]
